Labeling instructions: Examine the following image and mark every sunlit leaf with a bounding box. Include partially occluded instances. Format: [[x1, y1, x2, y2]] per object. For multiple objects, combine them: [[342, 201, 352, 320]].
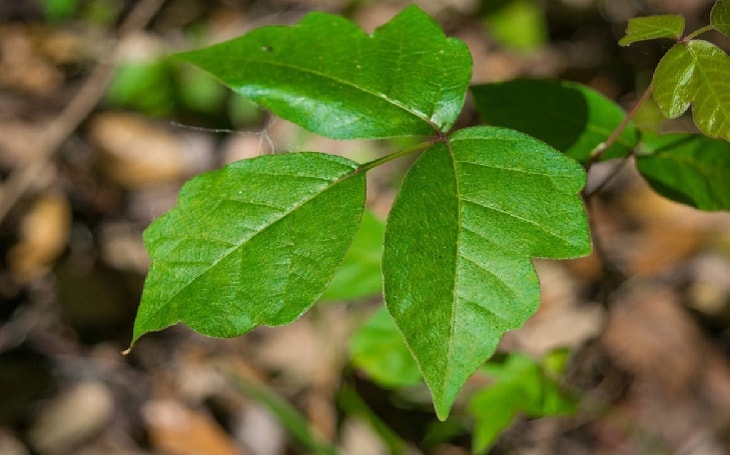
[[637, 133, 730, 210], [618, 14, 684, 46], [175, 5, 471, 139], [132, 153, 365, 344], [712, 0, 730, 36], [382, 126, 590, 419], [471, 79, 639, 163], [652, 40, 730, 141]]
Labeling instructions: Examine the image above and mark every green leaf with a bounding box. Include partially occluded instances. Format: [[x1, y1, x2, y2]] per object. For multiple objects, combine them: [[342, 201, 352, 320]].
[[618, 14, 684, 46], [470, 353, 576, 453], [175, 5, 472, 139], [653, 40, 730, 141], [321, 210, 384, 301], [349, 306, 422, 388], [637, 133, 730, 210], [712, 0, 730, 36], [382, 126, 590, 420], [470, 382, 522, 453], [132, 153, 366, 345], [471, 79, 639, 163]]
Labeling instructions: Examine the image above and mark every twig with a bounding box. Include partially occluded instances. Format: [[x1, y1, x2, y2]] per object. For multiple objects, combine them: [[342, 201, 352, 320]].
[[580, 83, 653, 308], [585, 83, 653, 169], [0, 0, 167, 223], [584, 153, 634, 198]]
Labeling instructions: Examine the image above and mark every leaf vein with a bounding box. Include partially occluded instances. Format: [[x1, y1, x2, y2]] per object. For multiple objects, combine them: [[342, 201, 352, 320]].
[[461, 199, 579, 248], [245, 59, 436, 131]]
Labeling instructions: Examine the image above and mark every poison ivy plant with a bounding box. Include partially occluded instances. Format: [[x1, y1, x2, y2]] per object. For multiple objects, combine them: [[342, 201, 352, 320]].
[[619, 3, 730, 142], [132, 0, 729, 427], [617, 14, 684, 46], [130, 5, 591, 420]]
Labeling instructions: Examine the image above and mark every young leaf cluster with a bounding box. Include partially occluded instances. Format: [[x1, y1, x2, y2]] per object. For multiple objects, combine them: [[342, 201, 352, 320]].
[[130, 5, 591, 420], [620, 0, 730, 141]]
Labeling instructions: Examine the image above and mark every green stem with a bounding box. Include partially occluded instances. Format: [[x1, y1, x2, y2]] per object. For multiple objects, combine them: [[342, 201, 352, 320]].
[[358, 139, 437, 173], [585, 82, 653, 169], [683, 25, 714, 41]]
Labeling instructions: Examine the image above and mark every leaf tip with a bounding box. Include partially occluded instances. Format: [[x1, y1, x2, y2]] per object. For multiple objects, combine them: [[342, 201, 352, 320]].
[[434, 401, 452, 422]]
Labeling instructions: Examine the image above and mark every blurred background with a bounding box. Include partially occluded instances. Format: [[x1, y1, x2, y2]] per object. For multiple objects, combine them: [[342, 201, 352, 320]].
[[1, 0, 730, 453]]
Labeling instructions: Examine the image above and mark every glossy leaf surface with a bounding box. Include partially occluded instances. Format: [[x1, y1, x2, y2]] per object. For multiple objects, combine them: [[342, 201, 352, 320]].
[[637, 133, 730, 210], [321, 210, 385, 301], [470, 353, 576, 453], [653, 40, 730, 141], [175, 5, 471, 139], [618, 14, 684, 46], [132, 153, 365, 344], [712, 0, 730, 36], [382, 126, 590, 419], [349, 306, 422, 388], [471, 79, 639, 162]]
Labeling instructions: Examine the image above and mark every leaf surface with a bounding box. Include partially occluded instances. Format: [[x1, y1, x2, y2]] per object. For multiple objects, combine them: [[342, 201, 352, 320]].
[[175, 5, 471, 139], [132, 153, 365, 344], [637, 133, 730, 210], [471, 79, 639, 163], [653, 40, 730, 141], [382, 126, 590, 419], [618, 14, 684, 46], [321, 210, 385, 301], [712, 0, 730, 36]]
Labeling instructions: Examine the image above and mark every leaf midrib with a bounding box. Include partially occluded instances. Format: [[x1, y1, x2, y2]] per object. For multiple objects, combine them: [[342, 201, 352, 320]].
[[689, 43, 730, 131], [153, 166, 362, 313], [240, 58, 440, 132]]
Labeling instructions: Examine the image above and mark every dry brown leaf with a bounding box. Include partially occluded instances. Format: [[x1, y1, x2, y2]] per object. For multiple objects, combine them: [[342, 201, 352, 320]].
[[26, 381, 115, 455], [88, 112, 189, 189], [7, 191, 71, 282], [143, 399, 244, 455], [601, 283, 730, 449], [0, 25, 65, 94]]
